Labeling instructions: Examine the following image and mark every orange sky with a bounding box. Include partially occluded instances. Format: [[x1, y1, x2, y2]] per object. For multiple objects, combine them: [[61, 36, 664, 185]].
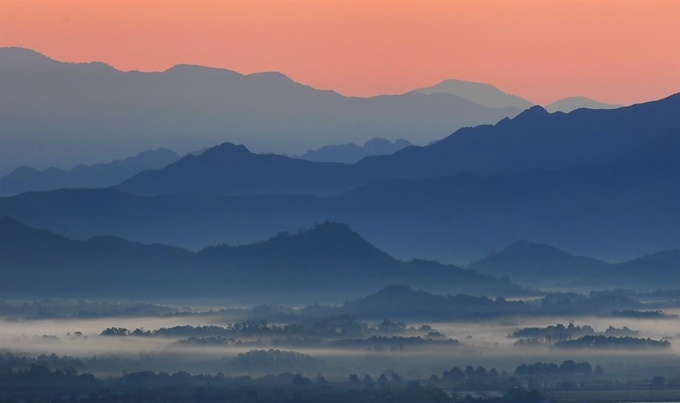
[[1, 0, 679, 105]]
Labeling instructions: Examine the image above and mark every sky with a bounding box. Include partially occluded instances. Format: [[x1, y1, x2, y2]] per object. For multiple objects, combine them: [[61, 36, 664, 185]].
[[1, 0, 679, 105]]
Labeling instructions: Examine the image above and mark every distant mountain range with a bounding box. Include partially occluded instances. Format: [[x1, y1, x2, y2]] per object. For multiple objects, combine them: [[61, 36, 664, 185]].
[[296, 138, 411, 164], [114, 94, 679, 198], [0, 47, 625, 176], [545, 96, 621, 113], [0, 149, 179, 197], [467, 241, 612, 287], [0, 95, 677, 263], [0, 47, 521, 175], [467, 242, 680, 290], [415, 79, 622, 113], [0, 130, 677, 265], [413, 79, 534, 109], [0, 218, 527, 301]]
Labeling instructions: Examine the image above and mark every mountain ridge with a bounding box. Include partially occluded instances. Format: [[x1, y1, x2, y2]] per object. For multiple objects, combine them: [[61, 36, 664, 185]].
[[466, 240, 680, 290], [296, 138, 412, 164], [0, 47, 520, 175], [0, 148, 180, 197], [413, 79, 534, 110], [116, 94, 680, 197], [546, 96, 622, 113], [0, 217, 528, 301]]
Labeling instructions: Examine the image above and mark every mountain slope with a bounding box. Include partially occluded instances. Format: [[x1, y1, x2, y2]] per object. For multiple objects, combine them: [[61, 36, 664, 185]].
[[0, 148, 179, 197], [0, 47, 519, 175], [117, 94, 680, 197], [466, 241, 611, 287], [118, 143, 360, 196], [297, 138, 411, 164], [624, 249, 680, 266], [546, 96, 622, 113], [0, 218, 528, 301], [583, 249, 680, 289], [414, 79, 533, 109]]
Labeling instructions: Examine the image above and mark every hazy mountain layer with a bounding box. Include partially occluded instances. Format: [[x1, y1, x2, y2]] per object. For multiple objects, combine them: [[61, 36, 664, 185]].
[[116, 94, 680, 197], [1, 133, 678, 269], [546, 96, 622, 113], [0, 47, 519, 175], [466, 241, 611, 287], [297, 138, 411, 164], [0, 148, 179, 197], [414, 79, 533, 110], [0, 95, 677, 267], [467, 242, 680, 290], [0, 218, 527, 301]]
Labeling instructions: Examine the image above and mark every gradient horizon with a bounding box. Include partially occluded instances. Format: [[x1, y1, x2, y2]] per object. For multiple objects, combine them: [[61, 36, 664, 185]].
[[1, 0, 679, 105]]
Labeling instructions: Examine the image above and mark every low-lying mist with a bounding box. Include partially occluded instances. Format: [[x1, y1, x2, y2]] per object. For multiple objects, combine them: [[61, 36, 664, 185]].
[[2, 305, 679, 380]]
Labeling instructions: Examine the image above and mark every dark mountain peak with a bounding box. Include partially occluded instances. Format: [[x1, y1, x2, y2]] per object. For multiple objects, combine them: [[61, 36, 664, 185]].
[[513, 105, 549, 120], [261, 222, 382, 253], [199, 221, 395, 269], [201, 142, 253, 158], [300, 221, 359, 239]]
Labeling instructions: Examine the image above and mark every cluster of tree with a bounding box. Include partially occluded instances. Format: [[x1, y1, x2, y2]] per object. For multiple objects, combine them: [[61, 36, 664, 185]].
[[590, 289, 680, 302], [0, 350, 319, 376], [510, 323, 642, 345], [347, 371, 404, 387], [329, 336, 460, 349], [171, 336, 264, 347], [553, 335, 671, 349], [510, 323, 596, 341], [429, 365, 522, 390], [0, 353, 92, 373], [0, 365, 99, 396], [603, 326, 640, 337], [611, 309, 678, 319], [514, 360, 600, 376], [100, 316, 431, 339], [86, 381, 454, 403], [537, 292, 642, 315], [0, 366, 468, 403], [0, 300, 181, 319]]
